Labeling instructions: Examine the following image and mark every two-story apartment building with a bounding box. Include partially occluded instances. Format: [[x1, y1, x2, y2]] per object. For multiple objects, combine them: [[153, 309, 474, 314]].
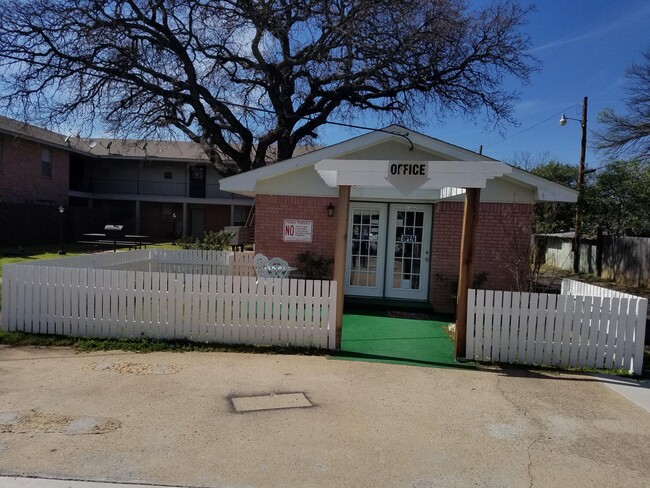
[[0, 116, 253, 246], [67, 138, 253, 239], [0, 116, 70, 207]]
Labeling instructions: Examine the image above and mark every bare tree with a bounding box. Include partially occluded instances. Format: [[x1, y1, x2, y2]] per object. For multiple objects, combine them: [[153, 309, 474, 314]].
[[505, 150, 556, 172], [0, 0, 537, 174], [596, 49, 650, 162]]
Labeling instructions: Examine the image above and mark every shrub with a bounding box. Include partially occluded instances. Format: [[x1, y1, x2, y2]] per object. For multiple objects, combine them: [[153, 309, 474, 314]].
[[297, 251, 334, 279], [176, 230, 233, 251]]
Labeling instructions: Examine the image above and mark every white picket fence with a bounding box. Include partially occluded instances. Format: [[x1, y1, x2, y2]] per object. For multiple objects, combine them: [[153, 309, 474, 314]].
[[101, 250, 257, 276], [27, 249, 256, 273], [2, 251, 336, 349], [466, 279, 647, 374]]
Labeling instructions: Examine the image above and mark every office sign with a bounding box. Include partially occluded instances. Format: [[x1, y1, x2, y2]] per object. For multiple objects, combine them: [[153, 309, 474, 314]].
[[386, 161, 430, 196], [283, 219, 313, 242]]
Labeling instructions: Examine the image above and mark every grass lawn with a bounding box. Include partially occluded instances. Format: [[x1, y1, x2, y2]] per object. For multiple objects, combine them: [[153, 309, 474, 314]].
[[0, 330, 327, 355], [0, 245, 84, 276]]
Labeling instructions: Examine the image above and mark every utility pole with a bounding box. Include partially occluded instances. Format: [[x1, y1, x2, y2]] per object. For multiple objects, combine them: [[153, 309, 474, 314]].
[[573, 96, 588, 274], [560, 96, 588, 274]]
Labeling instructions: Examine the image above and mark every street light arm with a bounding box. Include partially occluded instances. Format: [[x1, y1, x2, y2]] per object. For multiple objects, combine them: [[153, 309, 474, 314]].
[[560, 114, 587, 128]]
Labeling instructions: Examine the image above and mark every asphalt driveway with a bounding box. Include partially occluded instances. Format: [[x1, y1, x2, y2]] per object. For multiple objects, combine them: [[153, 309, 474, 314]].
[[0, 345, 648, 488]]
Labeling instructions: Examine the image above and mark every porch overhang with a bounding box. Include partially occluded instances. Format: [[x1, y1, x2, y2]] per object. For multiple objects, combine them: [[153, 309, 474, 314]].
[[315, 159, 512, 195]]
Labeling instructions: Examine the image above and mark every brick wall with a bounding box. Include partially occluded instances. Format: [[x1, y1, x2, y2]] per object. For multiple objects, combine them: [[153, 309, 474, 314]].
[[429, 201, 533, 312], [0, 137, 69, 205], [255, 194, 337, 275], [255, 196, 532, 304]]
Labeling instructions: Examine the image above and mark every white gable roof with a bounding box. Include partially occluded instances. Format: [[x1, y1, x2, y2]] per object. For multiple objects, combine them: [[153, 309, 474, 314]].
[[220, 125, 577, 203]]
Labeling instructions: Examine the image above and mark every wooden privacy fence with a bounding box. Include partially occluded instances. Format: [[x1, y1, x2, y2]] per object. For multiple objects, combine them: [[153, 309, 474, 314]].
[[466, 279, 647, 374], [539, 234, 650, 287], [2, 252, 337, 350]]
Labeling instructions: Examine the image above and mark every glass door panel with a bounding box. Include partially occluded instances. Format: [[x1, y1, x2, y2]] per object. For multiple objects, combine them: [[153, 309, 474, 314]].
[[385, 205, 431, 300], [345, 203, 387, 297]]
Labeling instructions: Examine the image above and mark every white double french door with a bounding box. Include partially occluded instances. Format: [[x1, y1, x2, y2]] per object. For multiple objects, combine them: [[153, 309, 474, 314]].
[[345, 203, 432, 300]]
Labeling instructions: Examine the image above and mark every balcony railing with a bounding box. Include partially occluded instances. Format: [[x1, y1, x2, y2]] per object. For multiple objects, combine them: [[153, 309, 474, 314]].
[[73, 179, 245, 200]]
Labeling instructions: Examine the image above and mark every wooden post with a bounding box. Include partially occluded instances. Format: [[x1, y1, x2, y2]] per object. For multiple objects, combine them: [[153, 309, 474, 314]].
[[573, 96, 588, 273], [596, 226, 603, 277], [334, 185, 351, 349], [135, 200, 141, 234], [455, 187, 480, 359], [182, 202, 188, 237]]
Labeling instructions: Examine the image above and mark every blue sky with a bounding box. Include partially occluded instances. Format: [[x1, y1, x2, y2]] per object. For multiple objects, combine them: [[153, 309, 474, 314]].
[[318, 0, 650, 169]]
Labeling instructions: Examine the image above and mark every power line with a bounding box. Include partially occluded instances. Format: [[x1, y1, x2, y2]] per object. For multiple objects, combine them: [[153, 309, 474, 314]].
[[484, 103, 579, 149], [484, 97, 626, 151], [208, 98, 414, 146]]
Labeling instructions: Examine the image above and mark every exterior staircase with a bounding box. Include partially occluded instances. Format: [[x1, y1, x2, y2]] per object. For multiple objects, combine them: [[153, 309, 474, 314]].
[[245, 204, 256, 244]]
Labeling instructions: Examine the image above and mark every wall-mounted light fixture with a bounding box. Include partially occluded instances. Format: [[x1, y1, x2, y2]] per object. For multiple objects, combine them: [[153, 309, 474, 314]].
[[327, 202, 335, 218]]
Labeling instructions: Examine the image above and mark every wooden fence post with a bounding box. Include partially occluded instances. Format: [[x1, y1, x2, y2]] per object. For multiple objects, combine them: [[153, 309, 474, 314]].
[[333, 185, 351, 349], [455, 188, 480, 359]]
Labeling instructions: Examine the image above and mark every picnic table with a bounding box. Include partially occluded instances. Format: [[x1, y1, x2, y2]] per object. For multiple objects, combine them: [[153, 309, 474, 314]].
[[78, 233, 153, 252]]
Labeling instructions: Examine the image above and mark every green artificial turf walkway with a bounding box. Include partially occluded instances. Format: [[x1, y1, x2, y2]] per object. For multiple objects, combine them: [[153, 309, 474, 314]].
[[333, 309, 474, 369]]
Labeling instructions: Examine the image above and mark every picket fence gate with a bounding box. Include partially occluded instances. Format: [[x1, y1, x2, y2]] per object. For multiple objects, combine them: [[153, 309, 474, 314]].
[[2, 256, 336, 349], [466, 279, 647, 374]]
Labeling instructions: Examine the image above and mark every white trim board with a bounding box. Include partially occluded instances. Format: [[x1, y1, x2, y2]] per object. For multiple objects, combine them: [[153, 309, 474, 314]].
[[220, 125, 577, 203]]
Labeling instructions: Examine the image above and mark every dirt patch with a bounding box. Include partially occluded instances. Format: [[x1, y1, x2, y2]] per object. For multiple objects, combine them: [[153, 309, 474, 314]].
[[0, 410, 120, 435], [88, 361, 180, 375], [537, 265, 650, 300], [444, 323, 456, 341]]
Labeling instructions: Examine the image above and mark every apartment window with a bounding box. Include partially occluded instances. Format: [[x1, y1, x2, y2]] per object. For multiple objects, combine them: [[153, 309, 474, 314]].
[[41, 148, 52, 178], [163, 170, 173, 179]]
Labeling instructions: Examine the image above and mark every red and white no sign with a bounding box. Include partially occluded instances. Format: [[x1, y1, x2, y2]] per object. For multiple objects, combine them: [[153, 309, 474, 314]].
[[283, 219, 313, 242]]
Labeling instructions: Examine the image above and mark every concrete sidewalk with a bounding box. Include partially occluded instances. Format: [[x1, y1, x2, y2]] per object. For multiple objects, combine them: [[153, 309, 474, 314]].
[[0, 346, 648, 488], [0, 476, 182, 488], [593, 373, 650, 412]]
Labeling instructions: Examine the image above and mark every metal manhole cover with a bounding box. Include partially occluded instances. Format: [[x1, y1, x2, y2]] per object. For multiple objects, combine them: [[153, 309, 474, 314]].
[[231, 393, 313, 413]]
